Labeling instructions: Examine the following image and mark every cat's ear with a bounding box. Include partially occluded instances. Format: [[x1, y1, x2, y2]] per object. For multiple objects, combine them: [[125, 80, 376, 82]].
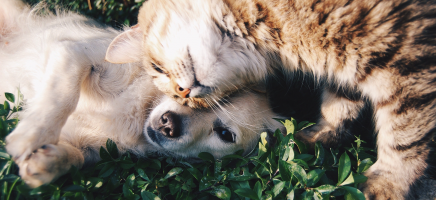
[[105, 24, 143, 64]]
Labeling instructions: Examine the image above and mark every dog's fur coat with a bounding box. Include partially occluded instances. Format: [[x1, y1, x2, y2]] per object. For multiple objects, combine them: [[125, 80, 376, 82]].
[[1, 0, 285, 188]]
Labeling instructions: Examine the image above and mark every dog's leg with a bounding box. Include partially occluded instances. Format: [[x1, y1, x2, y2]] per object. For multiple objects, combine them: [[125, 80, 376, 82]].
[[18, 142, 84, 188], [6, 41, 91, 163], [295, 88, 365, 148]]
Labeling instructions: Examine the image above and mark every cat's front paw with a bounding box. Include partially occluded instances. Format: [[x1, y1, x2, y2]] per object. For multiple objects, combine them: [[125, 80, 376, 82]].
[[360, 172, 406, 200], [18, 144, 70, 188], [295, 124, 340, 149], [5, 123, 59, 163]]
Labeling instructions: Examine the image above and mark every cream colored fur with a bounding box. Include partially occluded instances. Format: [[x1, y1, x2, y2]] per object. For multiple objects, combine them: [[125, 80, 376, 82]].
[[1, 0, 285, 188]]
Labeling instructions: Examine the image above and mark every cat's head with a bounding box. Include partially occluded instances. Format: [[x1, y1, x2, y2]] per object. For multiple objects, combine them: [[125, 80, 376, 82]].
[[106, 0, 268, 108]]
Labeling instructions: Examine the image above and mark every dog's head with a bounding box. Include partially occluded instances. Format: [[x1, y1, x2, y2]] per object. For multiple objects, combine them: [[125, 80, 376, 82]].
[[144, 90, 285, 159], [106, 0, 271, 108]]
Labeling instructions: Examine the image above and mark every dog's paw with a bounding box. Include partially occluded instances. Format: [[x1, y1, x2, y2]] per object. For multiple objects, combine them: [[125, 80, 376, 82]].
[[18, 144, 70, 188], [5, 123, 59, 162]]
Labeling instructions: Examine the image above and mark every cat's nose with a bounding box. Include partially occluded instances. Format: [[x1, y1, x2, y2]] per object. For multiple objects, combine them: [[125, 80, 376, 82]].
[[158, 111, 181, 138], [176, 85, 191, 98]]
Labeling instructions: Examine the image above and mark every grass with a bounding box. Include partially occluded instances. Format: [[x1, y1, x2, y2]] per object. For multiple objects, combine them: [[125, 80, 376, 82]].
[[0, 92, 376, 199]]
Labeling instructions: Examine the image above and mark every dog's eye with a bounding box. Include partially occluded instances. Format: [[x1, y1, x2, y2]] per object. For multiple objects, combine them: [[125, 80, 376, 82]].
[[151, 63, 165, 74], [214, 127, 235, 143]]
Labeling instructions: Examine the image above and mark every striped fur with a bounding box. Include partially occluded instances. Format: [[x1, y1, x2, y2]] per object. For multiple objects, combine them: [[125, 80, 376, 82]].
[[105, 0, 436, 199]]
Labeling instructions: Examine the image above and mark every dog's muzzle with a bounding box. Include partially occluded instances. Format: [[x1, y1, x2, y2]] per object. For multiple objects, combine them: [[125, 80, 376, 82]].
[[146, 111, 182, 147]]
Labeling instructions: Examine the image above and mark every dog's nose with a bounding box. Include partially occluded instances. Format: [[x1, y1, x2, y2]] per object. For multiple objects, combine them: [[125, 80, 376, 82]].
[[158, 111, 181, 138], [176, 85, 190, 98]]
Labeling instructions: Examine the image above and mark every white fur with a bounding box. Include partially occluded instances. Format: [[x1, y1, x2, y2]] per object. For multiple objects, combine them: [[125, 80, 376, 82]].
[[0, 0, 285, 187]]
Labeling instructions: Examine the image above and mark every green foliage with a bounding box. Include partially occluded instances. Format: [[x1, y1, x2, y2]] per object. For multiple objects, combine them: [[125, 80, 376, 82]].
[[0, 94, 376, 200], [23, 0, 146, 28]]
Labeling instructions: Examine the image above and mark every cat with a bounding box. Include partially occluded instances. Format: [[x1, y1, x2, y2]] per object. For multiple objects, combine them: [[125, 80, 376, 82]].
[[106, 0, 436, 199], [1, 0, 285, 188]]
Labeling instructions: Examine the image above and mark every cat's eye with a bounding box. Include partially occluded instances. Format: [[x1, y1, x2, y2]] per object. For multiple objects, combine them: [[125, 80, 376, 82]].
[[151, 63, 165, 74], [213, 127, 235, 143]]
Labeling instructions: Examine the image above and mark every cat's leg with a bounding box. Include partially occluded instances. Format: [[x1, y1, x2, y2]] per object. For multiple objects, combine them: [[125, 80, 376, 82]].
[[360, 97, 435, 200], [18, 142, 84, 188], [5, 41, 92, 163], [295, 88, 365, 148]]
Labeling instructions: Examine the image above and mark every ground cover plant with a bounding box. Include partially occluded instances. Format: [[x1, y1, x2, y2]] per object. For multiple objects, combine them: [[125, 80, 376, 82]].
[[23, 0, 145, 27], [0, 91, 378, 199]]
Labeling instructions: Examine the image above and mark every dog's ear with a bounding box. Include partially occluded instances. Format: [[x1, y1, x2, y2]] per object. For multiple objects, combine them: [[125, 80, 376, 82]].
[[249, 81, 267, 94], [105, 25, 143, 64]]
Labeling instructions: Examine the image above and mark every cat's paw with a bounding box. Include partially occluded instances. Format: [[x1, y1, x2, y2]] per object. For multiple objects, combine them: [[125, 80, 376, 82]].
[[18, 144, 70, 188], [5, 122, 59, 163], [360, 164, 410, 200], [360, 174, 406, 200], [295, 124, 338, 149]]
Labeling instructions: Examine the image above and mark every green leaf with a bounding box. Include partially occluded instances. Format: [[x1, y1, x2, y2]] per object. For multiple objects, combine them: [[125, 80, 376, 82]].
[[199, 176, 214, 191], [259, 142, 268, 158], [30, 185, 58, 195], [272, 180, 285, 197], [290, 163, 307, 185], [279, 119, 296, 135], [187, 168, 202, 181], [62, 185, 85, 192], [5, 93, 14, 103], [0, 110, 7, 116], [312, 142, 325, 166], [99, 146, 113, 161], [4, 101, 10, 111], [211, 185, 231, 200], [254, 181, 262, 199], [341, 186, 365, 200], [294, 139, 307, 154], [340, 173, 368, 186], [234, 188, 259, 200], [357, 158, 374, 173], [141, 191, 161, 200], [291, 159, 309, 169], [98, 163, 115, 177], [169, 181, 182, 195], [137, 169, 150, 181], [0, 151, 11, 160], [287, 187, 295, 200], [85, 177, 104, 190], [315, 184, 336, 195], [261, 132, 268, 146], [353, 174, 368, 184], [296, 154, 314, 162], [330, 148, 339, 166], [149, 159, 161, 169], [163, 167, 183, 179], [119, 159, 135, 169], [303, 189, 314, 200], [0, 161, 12, 176], [279, 160, 293, 181], [126, 173, 136, 188], [337, 152, 351, 185], [106, 139, 119, 158], [306, 169, 325, 187], [198, 152, 215, 163], [297, 121, 315, 131]]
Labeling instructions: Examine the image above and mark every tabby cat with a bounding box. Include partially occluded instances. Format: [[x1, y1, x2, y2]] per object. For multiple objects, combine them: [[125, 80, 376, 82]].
[[106, 0, 436, 199]]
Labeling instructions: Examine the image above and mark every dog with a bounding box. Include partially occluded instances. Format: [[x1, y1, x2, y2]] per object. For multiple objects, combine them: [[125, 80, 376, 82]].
[[0, 0, 285, 188]]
